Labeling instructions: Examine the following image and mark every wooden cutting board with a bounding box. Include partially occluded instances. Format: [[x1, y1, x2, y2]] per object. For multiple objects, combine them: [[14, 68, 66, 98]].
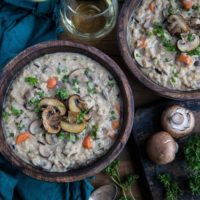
[[131, 100, 200, 200]]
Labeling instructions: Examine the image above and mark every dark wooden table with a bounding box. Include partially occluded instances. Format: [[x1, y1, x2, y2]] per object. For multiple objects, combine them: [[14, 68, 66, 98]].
[[60, 1, 162, 199]]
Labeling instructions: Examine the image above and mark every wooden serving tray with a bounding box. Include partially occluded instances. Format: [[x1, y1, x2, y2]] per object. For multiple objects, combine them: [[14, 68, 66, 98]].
[[131, 100, 200, 200]]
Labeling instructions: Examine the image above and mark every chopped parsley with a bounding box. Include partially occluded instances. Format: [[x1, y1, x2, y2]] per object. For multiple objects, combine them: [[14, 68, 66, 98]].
[[167, 6, 178, 15], [188, 45, 200, 56], [107, 76, 115, 88], [11, 107, 23, 117], [84, 68, 90, 76], [153, 23, 177, 52], [55, 88, 69, 100], [9, 133, 14, 138], [28, 90, 44, 112], [192, 4, 200, 11], [15, 122, 25, 131], [76, 109, 89, 124], [2, 112, 10, 121], [170, 72, 178, 86], [87, 81, 96, 94], [72, 79, 80, 93], [146, 31, 153, 37], [58, 132, 77, 143], [90, 125, 98, 139], [110, 110, 117, 120], [62, 74, 68, 83], [187, 34, 195, 42], [57, 68, 61, 74], [25, 76, 38, 86]]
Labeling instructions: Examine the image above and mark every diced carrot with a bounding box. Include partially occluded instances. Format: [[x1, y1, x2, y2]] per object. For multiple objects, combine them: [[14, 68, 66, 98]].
[[47, 77, 57, 89], [149, 1, 156, 12], [112, 120, 120, 129], [181, 0, 193, 10], [115, 103, 121, 114], [16, 132, 30, 144], [83, 135, 93, 149], [139, 37, 147, 49], [177, 54, 193, 66]]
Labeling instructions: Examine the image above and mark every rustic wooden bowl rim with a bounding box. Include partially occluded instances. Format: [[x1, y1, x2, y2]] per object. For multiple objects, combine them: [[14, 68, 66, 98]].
[[118, 0, 200, 100], [0, 40, 134, 182]]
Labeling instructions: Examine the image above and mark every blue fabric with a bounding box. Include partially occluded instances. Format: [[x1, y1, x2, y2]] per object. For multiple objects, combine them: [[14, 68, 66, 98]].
[[0, 1, 94, 200]]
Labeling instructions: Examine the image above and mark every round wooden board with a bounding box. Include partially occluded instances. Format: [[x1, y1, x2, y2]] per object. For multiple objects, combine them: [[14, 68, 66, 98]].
[[118, 0, 200, 100], [0, 40, 134, 182]]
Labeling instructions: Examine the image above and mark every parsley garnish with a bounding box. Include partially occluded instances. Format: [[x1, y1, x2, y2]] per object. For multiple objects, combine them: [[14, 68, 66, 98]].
[[15, 122, 25, 131], [153, 23, 176, 52], [110, 110, 117, 120], [184, 135, 200, 195], [62, 74, 68, 83], [84, 68, 90, 76], [28, 90, 44, 112], [76, 109, 89, 124], [188, 45, 200, 56], [87, 81, 96, 94], [25, 76, 38, 86], [90, 125, 98, 139], [55, 88, 69, 100], [72, 79, 80, 93], [105, 160, 139, 200], [2, 112, 10, 121], [158, 174, 182, 200], [11, 107, 23, 117], [187, 34, 195, 42]]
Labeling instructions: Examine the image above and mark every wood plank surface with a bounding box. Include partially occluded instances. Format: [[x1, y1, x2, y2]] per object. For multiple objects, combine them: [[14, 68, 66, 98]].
[[59, 0, 163, 199]]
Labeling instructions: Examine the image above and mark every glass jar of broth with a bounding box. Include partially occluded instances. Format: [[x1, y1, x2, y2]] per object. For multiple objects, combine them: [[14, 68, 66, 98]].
[[60, 0, 118, 40]]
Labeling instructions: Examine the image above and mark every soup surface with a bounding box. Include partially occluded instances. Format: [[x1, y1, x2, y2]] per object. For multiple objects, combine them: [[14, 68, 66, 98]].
[[128, 0, 200, 90], [2, 53, 121, 172]]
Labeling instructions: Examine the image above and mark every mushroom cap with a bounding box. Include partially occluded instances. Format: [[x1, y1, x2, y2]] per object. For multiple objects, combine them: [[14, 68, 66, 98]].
[[161, 105, 195, 138], [147, 131, 177, 165], [177, 33, 200, 52]]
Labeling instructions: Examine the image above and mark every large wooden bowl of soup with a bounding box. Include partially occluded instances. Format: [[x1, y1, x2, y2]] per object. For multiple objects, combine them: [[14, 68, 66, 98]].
[[118, 0, 200, 99], [0, 41, 134, 182]]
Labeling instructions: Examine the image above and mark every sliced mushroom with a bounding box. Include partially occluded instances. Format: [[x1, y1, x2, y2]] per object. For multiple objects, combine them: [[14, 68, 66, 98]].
[[68, 68, 87, 84], [38, 144, 52, 158], [68, 111, 79, 123], [161, 105, 195, 138], [45, 133, 59, 145], [60, 121, 86, 133], [167, 14, 189, 35], [42, 106, 61, 134], [68, 95, 87, 112], [147, 131, 178, 165], [190, 17, 200, 29], [39, 98, 66, 116], [177, 33, 200, 52], [29, 119, 44, 135]]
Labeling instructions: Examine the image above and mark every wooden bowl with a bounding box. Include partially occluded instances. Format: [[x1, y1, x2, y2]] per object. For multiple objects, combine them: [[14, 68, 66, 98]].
[[0, 41, 134, 182], [118, 0, 200, 100]]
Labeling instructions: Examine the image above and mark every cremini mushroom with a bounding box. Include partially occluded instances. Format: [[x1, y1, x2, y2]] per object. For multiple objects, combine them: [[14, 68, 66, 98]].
[[177, 33, 200, 52], [161, 105, 195, 138], [167, 14, 189, 35], [147, 131, 178, 165], [190, 17, 200, 29], [60, 120, 86, 133], [39, 98, 66, 116], [68, 94, 87, 113], [42, 106, 61, 134]]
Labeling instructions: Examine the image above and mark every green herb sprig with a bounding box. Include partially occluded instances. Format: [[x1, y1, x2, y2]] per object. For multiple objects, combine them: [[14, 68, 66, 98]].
[[153, 23, 177, 52], [25, 76, 38, 86], [55, 88, 69, 100], [11, 107, 23, 117], [76, 109, 89, 124], [158, 174, 182, 200], [105, 160, 139, 200], [184, 135, 200, 195]]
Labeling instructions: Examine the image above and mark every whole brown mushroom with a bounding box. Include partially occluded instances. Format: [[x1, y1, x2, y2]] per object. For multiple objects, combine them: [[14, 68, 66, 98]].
[[147, 131, 178, 165], [161, 105, 195, 138]]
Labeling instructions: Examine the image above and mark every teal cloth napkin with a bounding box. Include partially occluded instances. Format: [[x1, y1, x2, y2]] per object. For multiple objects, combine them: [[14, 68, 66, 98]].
[[0, 1, 94, 200]]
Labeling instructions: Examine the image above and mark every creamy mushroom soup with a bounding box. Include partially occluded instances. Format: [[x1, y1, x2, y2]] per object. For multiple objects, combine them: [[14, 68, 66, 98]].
[[128, 0, 200, 90], [2, 53, 121, 172]]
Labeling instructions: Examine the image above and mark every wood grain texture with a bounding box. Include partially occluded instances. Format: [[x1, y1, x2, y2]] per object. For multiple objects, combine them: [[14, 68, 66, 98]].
[[118, 0, 200, 100], [132, 100, 200, 200], [0, 41, 134, 182]]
